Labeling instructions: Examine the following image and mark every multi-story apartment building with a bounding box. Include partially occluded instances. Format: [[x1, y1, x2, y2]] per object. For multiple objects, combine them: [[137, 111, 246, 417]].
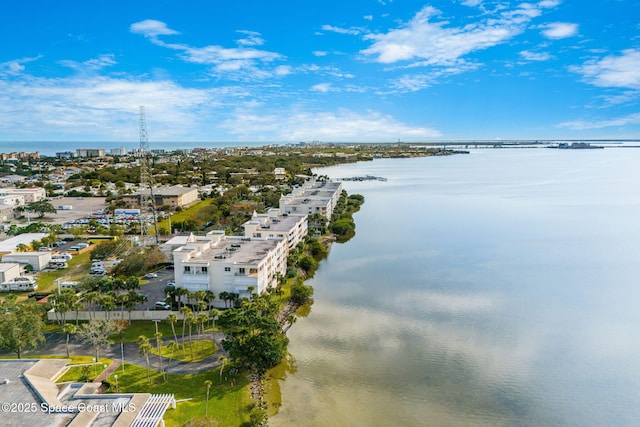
[[76, 148, 106, 158], [242, 208, 307, 251], [278, 179, 342, 219], [172, 231, 287, 307]]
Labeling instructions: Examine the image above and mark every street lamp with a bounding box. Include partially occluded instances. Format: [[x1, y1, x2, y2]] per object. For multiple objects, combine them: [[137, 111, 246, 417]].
[[114, 374, 119, 393]]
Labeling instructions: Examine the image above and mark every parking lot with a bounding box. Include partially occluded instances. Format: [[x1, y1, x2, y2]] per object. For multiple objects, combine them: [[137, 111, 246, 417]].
[[47, 197, 108, 225], [137, 267, 175, 310]]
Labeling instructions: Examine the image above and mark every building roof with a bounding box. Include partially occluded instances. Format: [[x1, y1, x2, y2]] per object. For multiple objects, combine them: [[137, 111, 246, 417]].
[[0, 359, 175, 427], [177, 237, 282, 265], [0, 233, 48, 252], [126, 186, 197, 198], [0, 262, 19, 272]]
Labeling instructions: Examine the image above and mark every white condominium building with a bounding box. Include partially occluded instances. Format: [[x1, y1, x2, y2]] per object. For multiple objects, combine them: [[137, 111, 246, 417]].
[[278, 179, 342, 219], [172, 231, 287, 307], [242, 208, 308, 251]]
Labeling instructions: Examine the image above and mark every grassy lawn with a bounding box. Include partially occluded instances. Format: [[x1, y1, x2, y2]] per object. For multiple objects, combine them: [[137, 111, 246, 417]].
[[151, 340, 218, 363], [156, 199, 215, 231], [110, 320, 180, 343], [37, 250, 92, 293], [56, 357, 112, 383], [107, 362, 250, 427]]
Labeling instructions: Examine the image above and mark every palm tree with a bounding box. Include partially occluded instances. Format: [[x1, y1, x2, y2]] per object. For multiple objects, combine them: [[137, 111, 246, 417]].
[[98, 294, 116, 320], [167, 313, 179, 345], [196, 313, 208, 354], [219, 291, 229, 308], [155, 331, 165, 381], [62, 323, 77, 357], [186, 312, 195, 361], [179, 306, 192, 354], [204, 380, 213, 416], [83, 291, 99, 319], [137, 335, 153, 384], [218, 355, 228, 383], [175, 287, 189, 311], [166, 340, 178, 372]]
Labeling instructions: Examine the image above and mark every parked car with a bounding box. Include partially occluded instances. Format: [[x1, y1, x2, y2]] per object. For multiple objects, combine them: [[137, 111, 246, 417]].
[[143, 273, 158, 279], [154, 301, 171, 310]]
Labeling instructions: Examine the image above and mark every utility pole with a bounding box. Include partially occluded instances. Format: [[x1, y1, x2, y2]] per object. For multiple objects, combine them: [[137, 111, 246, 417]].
[[138, 106, 160, 244]]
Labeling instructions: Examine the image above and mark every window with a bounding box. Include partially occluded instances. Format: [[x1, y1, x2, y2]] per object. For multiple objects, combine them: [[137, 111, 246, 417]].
[[201, 267, 208, 273], [184, 266, 191, 273], [239, 267, 246, 275], [224, 267, 231, 272]]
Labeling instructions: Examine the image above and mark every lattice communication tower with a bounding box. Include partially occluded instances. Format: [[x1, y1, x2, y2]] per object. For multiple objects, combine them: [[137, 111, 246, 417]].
[[138, 106, 159, 243]]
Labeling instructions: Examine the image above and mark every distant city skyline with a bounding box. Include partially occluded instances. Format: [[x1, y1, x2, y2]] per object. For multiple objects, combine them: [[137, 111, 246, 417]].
[[1, 1, 639, 143]]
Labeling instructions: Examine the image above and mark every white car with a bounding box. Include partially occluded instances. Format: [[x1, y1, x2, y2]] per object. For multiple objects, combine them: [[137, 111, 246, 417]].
[[143, 273, 158, 279], [154, 302, 171, 310]]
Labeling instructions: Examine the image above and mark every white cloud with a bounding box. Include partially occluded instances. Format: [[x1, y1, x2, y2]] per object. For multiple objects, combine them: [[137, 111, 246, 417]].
[[313, 51, 329, 57], [321, 24, 362, 36], [360, 3, 553, 67], [571, 49, 640, 89], [461, 0, 483, 7], [541, 22, 578, 39], [59, 54, 117, 72], [538, 0, 562, 9], [221, 109, 442, 141], [558, 112, 640, 130], [363, 15, 373, 21], [311, 83, 333, 92], [0, 75, 214, 140], [235, 30, 265, 47], [129, 19, 180, 38], [131, 20, 284, 80], [519, 50, 553, 61], [390, 74, 434, 92], [0, 56, 42, 76]]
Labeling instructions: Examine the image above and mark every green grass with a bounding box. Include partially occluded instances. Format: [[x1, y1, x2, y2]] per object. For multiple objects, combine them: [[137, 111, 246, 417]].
[[55, 357, 112, 383], [111, 320, 180, 343], [107, 362, 250, 427], [156, 199, 215, 231], [151, 340, 218, 363], [37, 251, 92, 292]]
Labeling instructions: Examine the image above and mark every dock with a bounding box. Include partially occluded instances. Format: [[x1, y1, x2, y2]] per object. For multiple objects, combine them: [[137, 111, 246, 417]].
[[335, 175, 388, 182]]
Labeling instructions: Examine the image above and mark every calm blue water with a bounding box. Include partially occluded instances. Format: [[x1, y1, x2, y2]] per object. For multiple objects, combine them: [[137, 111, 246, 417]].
[[271, 148, 640, 426]]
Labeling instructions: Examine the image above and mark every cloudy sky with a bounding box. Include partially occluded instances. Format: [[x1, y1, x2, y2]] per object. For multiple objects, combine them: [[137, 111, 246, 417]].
[[1, 0, 639, 145]]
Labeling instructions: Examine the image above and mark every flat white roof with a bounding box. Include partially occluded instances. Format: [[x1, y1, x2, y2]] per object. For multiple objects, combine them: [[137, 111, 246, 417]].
[[0, 262, 19, 272], [0, 233, 48, 252]]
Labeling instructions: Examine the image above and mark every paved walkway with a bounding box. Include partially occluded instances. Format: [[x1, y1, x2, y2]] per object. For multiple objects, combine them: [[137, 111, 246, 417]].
[[3, 331, 228, 376]]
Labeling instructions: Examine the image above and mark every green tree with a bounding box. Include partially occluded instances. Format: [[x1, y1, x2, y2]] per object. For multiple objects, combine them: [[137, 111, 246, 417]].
[[77, 319, 121, 362], [204, 380, 213, 416], [290, 278, 314, 305], [62, 323, 77, 357], [167, 313, 179, 346], [26, 200, 57, 218], [166, 340, 178, 372], [137, 335, 153, 384], [0, 301, 45, 358], [218, 355, 228, 383], [217, 298, 288, 371]]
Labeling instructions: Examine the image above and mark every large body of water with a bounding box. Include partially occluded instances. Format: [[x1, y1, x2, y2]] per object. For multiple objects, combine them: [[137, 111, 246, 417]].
[[270, 148, 640, 426]]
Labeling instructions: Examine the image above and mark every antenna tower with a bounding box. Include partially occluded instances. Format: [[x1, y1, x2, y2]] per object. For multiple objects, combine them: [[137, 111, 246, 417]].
[[138, 106, 160, 244]]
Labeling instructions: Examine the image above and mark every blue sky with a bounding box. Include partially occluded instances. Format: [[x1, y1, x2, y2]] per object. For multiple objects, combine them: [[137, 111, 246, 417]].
[[1, 0, 639, 144]]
